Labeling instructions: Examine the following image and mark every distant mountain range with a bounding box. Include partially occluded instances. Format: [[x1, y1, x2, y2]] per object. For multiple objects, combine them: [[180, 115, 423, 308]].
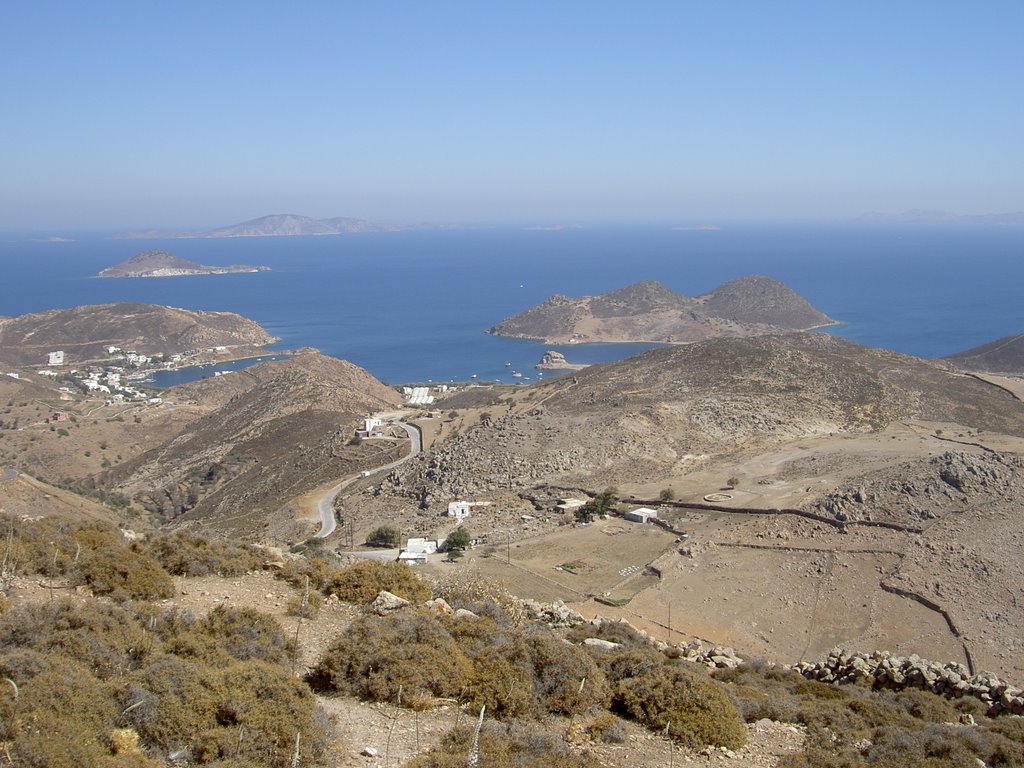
[[98, 249, 269, 278], [109, 214, 427, 240], [856, 209, 1024, 225], [488, 276, 835, 344]]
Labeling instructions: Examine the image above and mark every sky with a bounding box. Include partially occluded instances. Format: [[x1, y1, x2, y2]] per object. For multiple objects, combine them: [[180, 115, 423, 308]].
[[2, 1, 1023, 231]]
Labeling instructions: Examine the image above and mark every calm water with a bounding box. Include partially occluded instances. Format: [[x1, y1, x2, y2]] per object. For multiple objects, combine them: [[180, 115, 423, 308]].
[[1, 224, 1022, 384]]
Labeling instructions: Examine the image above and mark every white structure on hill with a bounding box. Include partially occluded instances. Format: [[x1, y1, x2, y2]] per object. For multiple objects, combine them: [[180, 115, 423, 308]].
[[406, 387, 434, 405], [447, 501, 472, 520], [624, 507, 659, 524], [47, 351, 65, 366]]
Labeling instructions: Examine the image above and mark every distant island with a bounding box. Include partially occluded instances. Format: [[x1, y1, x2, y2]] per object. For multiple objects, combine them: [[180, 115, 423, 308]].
[[856, 209, 1024, 226], [488, 276, 835, 344], [110, 213, 422, 240], [98, 249, 270, 278]]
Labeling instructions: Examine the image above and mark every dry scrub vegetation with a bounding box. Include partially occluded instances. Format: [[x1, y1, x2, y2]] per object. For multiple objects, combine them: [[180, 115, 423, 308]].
[[1, 514, 1023, 767]]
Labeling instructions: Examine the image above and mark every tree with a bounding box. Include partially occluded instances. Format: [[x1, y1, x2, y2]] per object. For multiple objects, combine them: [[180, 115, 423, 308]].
[[443, 526, 471, 552], [577, 487, 618, 523], [659, 487, 675, 501], [366, 525, 401, 548]]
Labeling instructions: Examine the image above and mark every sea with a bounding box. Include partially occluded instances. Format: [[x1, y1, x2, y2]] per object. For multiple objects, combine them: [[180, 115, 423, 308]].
[[1, 224, 1022, 386]]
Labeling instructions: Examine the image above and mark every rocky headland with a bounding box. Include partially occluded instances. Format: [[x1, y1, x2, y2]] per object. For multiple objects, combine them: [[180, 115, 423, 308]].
[[0, 302, 275, 365]]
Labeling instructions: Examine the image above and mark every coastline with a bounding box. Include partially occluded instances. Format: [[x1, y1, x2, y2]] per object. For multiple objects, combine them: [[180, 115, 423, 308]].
[[490, 321, 842, 347]]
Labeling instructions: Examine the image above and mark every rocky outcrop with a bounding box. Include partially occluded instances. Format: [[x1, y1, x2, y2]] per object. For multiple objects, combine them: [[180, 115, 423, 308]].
[[534, 350, 588, 371], [806, 451, 1024, 526], [792, 648, 1024, 716]]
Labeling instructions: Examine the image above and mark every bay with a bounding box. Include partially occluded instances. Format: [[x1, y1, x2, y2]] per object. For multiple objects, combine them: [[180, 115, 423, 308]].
[[1, 224, 1022, 385]]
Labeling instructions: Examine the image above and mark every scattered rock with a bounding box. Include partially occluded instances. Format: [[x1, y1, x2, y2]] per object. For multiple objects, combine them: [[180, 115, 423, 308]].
[[371, 591, 410, 615]]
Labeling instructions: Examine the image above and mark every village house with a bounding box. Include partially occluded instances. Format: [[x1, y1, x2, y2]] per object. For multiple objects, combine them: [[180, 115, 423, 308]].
[[447, 501, 471, 520], [624, 507, 659, 524]]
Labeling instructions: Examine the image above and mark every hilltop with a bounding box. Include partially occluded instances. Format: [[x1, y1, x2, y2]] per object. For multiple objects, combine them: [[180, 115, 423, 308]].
[[944, 332, 1024, 375], [487, 276, 834, 343], [0, 302, 275, 365], [111, 213, 406, 239], [98, 248, 269, 277]]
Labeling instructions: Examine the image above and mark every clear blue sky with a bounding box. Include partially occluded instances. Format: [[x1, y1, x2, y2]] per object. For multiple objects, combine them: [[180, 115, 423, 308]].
[[2, 1, 1022, 230]]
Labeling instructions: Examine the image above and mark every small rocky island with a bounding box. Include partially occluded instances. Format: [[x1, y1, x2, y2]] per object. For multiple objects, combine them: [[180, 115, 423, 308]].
[[489, 276, 835, 344], [534, 350, 588, 371], [98, 249, 270, 278]]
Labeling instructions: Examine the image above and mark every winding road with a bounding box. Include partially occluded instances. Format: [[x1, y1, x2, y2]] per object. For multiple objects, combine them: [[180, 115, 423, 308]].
[[313, 420, 421, 539]]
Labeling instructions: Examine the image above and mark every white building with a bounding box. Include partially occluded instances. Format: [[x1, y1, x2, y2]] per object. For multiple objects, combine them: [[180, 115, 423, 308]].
[[447, 501, 471, 520], [404, 538, 438, 555], [624, 507, 659, 524], [105, 346, 121, 355], [47, 351, 65, 366]]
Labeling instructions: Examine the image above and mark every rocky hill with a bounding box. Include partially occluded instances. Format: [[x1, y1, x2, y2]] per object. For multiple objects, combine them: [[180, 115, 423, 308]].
[[487, 276, 834, 343], [103, 350, 402, 539], [944, 332, 1024, 374], [98, 248, 269, 277], [0, 302, 276, 365], [356, 333, 1024, 682], [382, 334, 1024, 506]]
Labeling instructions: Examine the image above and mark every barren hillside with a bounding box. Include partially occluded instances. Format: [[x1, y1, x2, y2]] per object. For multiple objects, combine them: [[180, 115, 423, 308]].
[[0, 302, 275, 365], [102, 351, 402, 539]]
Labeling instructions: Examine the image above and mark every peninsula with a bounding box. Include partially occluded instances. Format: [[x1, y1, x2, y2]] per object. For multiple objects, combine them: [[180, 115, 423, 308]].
[[98, 249, 269, 278], [488, 276, 835, 344]]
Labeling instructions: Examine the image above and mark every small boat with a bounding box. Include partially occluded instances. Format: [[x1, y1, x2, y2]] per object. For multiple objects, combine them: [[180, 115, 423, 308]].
[[504, 361, 511, 367], [511, 371, 523, 378], [470, 374, 478, 379]]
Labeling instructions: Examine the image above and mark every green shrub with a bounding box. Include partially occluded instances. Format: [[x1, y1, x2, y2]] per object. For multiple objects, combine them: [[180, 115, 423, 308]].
[[366, 525, 401, 548], [143, 532, 263, 577], [309, 609, 472, 708], [286, 589, 323, 618], [587, 712, 628, 743], [613, 662, 746, 749], [443, 526, 471, 552], [76, 545, 174, 601], [278, 553, 341, 592], [0, 598, 327, 767], [407, 723, 598, 768], [325, 560, 431, 604]]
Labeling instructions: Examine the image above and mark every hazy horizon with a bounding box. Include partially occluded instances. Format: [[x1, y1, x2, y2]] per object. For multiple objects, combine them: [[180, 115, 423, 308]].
[[3, 2, 1022, 232]]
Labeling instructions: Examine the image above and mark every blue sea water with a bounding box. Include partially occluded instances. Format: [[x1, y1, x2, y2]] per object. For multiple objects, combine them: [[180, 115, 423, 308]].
[[1, 224, 1022, 385]]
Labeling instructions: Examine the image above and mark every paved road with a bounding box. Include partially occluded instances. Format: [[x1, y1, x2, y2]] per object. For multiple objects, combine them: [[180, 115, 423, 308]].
[[314, 420, 422, 539]]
